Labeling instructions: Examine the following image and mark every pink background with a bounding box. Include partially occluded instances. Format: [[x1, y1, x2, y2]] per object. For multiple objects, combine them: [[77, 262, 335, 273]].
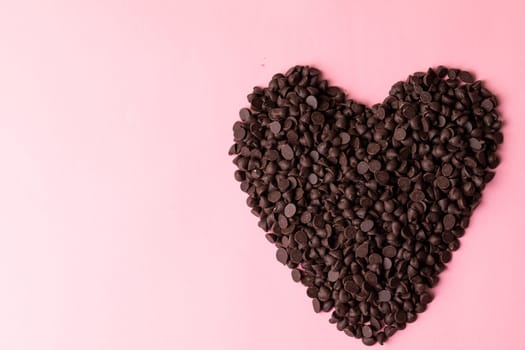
[[1, 1, 524, 349]]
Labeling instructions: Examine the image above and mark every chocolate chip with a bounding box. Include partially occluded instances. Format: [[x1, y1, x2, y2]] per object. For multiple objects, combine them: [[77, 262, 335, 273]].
[[469, 138, 483, 151], [308, 173, 318, 185], [312, 298, 322, 313], [362, 337, 377, 346], [410, 190, 425, 202], [276, 248, 288, 264], [436, 176, 450, 190], [233, 124, 246, 140], [239, 107, 251, 121], [420, 91, 432, 103], [306, 95, 318, 109], [394, 127, 407, 141], [459, 70, 475, 83], [362, 325, 373, 338], [295, 230, 308, 244], [284, 203, 297, 218], [398, 177, 411, 191], [402, 104, 416, 118], [395, 310, 407, 323], [269, 121, 281, 134], [382, 246, 397, 258], [369, 253, 382, 264], [443, 214, 456, 230], [357, 161, 369, 174], [375, 171, 390, 185], [280, 144, 294, 160], [368, 160, 382, 172], [360, 219, 375, 232], [291, 269, 302, 282], [481, 98, 494, 111], [328, 270, 340, 282], [356, 242, 369, 258], [378, 290, 392, 302], [442, 163, 454, 177], [367, 143, 381, 155], [311, 111, 324, 125]]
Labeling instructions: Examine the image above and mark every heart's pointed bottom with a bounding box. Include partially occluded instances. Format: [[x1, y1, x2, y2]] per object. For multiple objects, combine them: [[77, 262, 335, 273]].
[[230, 65, 502, 345]]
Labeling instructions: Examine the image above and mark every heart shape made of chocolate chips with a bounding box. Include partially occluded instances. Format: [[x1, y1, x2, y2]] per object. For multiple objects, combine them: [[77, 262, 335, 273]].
[[228, 66, 503, 346]]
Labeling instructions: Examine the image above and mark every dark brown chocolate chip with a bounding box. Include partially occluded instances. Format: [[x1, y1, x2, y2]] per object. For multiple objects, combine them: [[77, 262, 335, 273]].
[[398, 177, 411, 191], [356, 242, 369, 258], [369, 253, 382, 264], [442, 163, 454, 177], [308, 173, 318, 185], [459, 70, 475, 83], [328, 270, 340, 282], [276, 248, 288, 265], [395, 310, 407, 323], [291, 269, 302, 282], [289, 248, 302, 263], [421, 292, 433, 304], [284, 203, 297, 217], [268, 191, 281, 203], [280, 144, 294, 160], [382, 246, 397, 258], [362, 337, 377, 346], [233, 124, 246, 140], [368, 160, 382, 172], [306, 95, 318, 109], [375, 171, 390, 185], [402, 104, 416, 118], [311, 111, 324, 125], [443, 214, 456, 230], [420, 91, 432, 103], [312, 298, 322, 313], [360, 219, 375, 232], [469, 138, 483, 151], [362, 325, 373, 338], [481, 98, 494, 111], [378, 290, 391, 302], [436, 176, 450, 190], [410, 190, 425, 202], [367, 143, 381, 155], [394, 127, 407, 141], [357, 161, 369, 175], [269, 121, 281, 134], [239, 108, 251, 121]]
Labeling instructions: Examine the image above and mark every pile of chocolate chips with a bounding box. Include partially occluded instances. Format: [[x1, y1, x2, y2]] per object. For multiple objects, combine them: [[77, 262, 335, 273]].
[[229, 65, 502, 345]]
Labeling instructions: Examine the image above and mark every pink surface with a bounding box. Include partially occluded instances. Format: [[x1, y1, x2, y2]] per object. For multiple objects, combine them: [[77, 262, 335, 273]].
[[0, 1, 524, 349]]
